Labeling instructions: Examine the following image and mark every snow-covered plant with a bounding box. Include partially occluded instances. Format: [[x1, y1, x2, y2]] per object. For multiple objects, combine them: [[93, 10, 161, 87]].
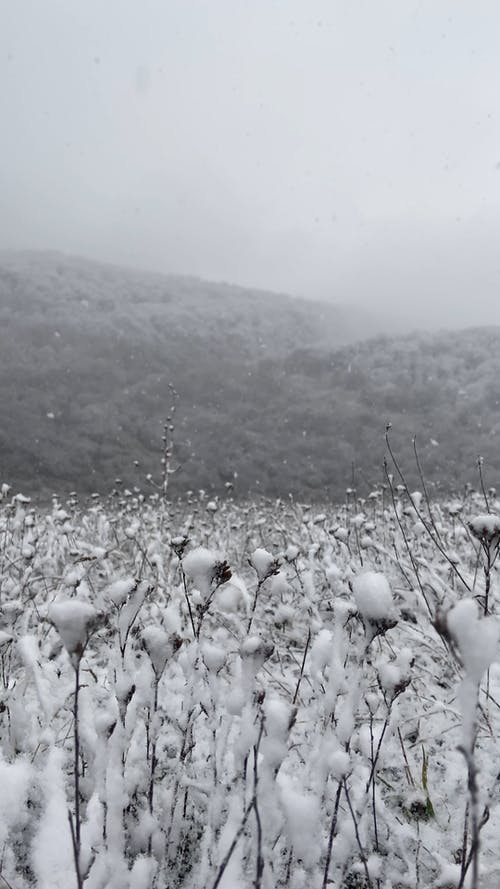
[[1, 489, 500, 886], [49, 599, 101, 889], [352, 570, 397, 643], [181, 546, 231, 637], [247, 547, 280, 633], [468, 513, 500, 614], [436, 599, 500, 888]]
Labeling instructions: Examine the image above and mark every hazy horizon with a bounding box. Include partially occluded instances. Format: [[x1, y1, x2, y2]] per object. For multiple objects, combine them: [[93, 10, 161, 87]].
[[3, 1, 500, 328]]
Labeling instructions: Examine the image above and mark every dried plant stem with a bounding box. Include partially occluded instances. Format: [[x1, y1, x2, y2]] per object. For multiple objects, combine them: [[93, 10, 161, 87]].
[[72, 662, 83, 889], [148, 678, 160, 855], [457, 747, 480, 889], [343, 780, 372, 887], [211, 800, 254, 889], [252, 734, 264, 889], [385, 431, 471, 591], [413, 436, 443, 544], [179, 563, 196, 639], [369, 712, 380, 854], [247, 579, 266, 634], [383, 460, 432, 618], [211, 719, 265, 889], [477, 456, 490, 514], [321, 780, 343, 889], [292, 628, 311, 705], [68, 811, 83, 889], [69, 664, 84, 889]]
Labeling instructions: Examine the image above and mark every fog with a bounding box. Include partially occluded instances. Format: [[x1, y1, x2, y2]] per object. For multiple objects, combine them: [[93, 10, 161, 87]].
[[2, 0, 500, 328]]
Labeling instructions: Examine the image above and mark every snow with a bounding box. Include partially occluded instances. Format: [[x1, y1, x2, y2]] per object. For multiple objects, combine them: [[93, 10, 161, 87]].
[[446, 599, 500, 683], [31, 747, 74, 889], [278, 776, 320, 868], [329, 749, 351, 780], [1, 492, 500, 886], [468, 513, 500, 542], [142, 626, 179, 678], [183, 546, 220, 595], [129, 857, 157, 889], [352, 570, 394, 621], [285, 544, 300, 561], [201, 641, 226, 673], [249, 547, 276, 580], [106, 577, 137, 606], [49, 599, 99, 665], [240, 635, 274, 667]]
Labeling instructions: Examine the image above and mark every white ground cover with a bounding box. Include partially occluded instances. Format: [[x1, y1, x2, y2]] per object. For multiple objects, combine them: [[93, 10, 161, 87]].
[[0, 489, 499, 888]]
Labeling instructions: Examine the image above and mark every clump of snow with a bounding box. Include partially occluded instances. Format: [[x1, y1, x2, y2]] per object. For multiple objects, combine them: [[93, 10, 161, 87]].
[[250, 547, 278, 581], [278, 777, 320, 868], [216, 573, 248, 613], [410, 490, 423, 510], [310, 629, 333, 678], [129, 856, 157, 889], [284, 544, 300, 561], [446, 599, 500, 751], [31, 747, 74, 888], [201, 642, 226, 673], [352, 571, 394, 622], [446, 599, 499, 683], [105, 577, 137, 607], [49, 600, 99, 666], [437, 863, 461, 887], [0, 753, 32, 852], [261, 696, 292, 773], [142, 627, 182, 678], [468, 514, 500, 545], [329, 749, 350, 780], [274, 602, 294, 626], [240, 636, 274, 671], [124, 520, 140, 539], [366, 853, 384, 880], [350, 512, 366, 529], [378, 647, 413, 695], [270, 571, 290, 597], [183, 547, 220, 595]]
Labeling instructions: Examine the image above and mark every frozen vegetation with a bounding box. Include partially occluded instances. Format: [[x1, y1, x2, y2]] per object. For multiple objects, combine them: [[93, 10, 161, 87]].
[[0, 484, 499, 888]]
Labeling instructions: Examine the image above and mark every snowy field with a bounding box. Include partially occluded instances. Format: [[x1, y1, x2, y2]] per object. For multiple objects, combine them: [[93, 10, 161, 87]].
[[0, 487, 499, 889]]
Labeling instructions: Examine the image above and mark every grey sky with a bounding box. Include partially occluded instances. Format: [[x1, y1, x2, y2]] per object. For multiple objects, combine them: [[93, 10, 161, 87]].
[[2, 1, 500, 326]]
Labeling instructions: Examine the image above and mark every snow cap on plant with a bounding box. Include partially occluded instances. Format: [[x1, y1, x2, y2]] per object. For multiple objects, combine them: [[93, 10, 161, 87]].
[[249, 547, 280, 581], [444, 599, 499, 683], [105, 576, 137, 607], [261, 696, 296, 775], [352, 570, 397, 640], [240, 635, 274, 671], [468, 514, 500, 549], [49, 599, 100, 667], [284, 543, 300, 562], [437, 598, 500, 752], [182, 546, 231, 596], [378, 646, 414, 697], [201, 641, 226, 673], [142, 627, 183, 679], [170, 534, 189, 559]]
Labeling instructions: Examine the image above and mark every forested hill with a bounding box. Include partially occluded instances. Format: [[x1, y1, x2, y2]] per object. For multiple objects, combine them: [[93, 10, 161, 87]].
[[1, 251, 499, 500]]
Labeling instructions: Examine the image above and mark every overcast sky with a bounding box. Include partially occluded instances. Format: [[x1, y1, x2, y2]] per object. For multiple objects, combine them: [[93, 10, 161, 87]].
[[2, 1, 500, 327]]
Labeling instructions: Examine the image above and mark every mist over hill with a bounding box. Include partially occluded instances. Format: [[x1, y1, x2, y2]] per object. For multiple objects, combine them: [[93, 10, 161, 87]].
[[1, 252, 499, 501]]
